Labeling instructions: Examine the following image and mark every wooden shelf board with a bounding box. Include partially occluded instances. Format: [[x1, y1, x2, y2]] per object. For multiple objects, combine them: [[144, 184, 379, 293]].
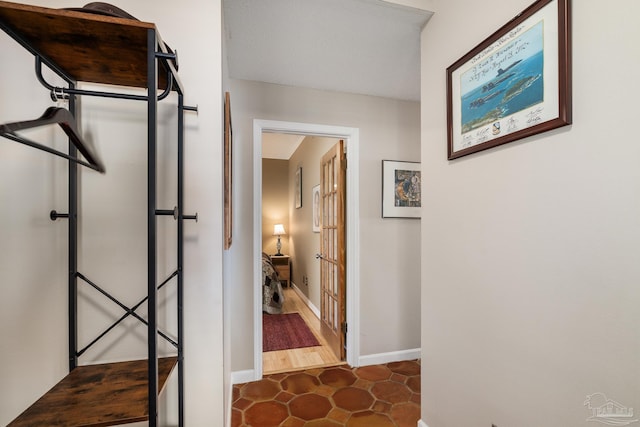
[[7, 357, 177, 427], [0, 1, 171, 89]]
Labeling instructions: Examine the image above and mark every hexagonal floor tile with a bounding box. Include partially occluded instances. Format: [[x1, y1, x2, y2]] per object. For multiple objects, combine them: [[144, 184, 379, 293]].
[[318, 367, 357, 387], [387, 360, 421, 376], [280, 372, 321, 394], [354, 365, 392, 382], [346, 410, 395, 427], [281, 416, 306, 427], [406, 375, 420, 393], [371, 380, 412, 404], [244, 401, 289, 426], [242, 378, 282, 401], [332, 386, 374, 412], [390, 402, 421, 427], [289, 394, 333, 420]]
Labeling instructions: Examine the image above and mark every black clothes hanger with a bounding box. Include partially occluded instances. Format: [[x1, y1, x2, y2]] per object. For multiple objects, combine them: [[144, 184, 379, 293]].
[[0, 106, 105, 173]]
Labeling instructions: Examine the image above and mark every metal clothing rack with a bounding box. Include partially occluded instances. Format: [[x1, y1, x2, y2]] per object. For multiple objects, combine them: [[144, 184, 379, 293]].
[[0, 2, 196, 426]]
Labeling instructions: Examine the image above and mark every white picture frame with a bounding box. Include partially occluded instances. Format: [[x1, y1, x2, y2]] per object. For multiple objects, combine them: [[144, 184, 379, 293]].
[[312, 184, 320, 232], [382, 160, 421, 219]]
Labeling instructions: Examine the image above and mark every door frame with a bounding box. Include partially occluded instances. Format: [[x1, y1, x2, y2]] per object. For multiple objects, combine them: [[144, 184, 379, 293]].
[[252, 119, 360, 379]]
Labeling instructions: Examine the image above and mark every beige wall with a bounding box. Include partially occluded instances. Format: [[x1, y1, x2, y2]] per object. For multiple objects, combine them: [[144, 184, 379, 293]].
[[288, 136, 338, 306], [227, 78, 421, 372], [262, 158, 290, 255], [421, 0, 640, 426]]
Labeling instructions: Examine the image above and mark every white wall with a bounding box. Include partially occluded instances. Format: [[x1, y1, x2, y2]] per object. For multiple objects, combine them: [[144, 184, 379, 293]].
[[228, 79, 421, 372], [421, 1, 640, 426], [0, 1, 224, 425], [0, 27, 69, 424]]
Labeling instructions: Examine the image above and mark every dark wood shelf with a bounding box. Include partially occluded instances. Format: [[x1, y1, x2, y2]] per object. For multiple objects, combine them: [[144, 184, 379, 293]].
[[7, 357, 177, 427], [0, 1, 172, 89]]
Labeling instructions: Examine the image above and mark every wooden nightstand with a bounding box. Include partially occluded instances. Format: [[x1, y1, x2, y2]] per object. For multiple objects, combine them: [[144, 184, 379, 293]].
[[271, 255, 290, 287]]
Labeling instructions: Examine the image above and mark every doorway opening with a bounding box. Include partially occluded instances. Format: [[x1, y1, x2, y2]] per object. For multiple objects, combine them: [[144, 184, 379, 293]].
[[262, 136, 343, 374], [253, 119, 360, 380]]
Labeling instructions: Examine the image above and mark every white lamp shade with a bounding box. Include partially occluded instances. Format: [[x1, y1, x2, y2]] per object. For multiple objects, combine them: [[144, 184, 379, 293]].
[[273, 224, 286, 236]]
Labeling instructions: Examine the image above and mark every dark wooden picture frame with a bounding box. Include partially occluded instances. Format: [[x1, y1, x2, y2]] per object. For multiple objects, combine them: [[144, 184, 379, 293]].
[[447, 0, 571, 160], [223, 91, 232, 249], [294, 166, 302, 209]]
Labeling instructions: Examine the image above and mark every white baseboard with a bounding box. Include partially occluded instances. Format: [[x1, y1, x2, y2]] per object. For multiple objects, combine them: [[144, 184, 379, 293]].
[[358, 348, 421, 366], [294, 282, 420, 369], [291, 282, 320, 319], [231, 369, 256, 385], [418, 420, 429, 427]]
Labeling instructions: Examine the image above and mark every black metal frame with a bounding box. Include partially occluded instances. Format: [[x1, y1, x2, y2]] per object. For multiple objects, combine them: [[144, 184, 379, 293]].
[[0, 21, 195, 427]]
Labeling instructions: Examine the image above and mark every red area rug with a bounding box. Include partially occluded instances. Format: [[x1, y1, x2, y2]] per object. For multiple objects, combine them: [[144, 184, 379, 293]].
[[263, 312, 320, 352]]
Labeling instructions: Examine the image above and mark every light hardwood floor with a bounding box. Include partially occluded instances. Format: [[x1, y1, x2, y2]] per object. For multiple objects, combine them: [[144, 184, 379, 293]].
[[263, 287, 344, 374]]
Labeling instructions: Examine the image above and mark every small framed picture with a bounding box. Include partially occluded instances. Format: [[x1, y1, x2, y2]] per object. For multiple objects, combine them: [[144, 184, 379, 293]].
[[382, 160, 421, 219], [295, 166, 302, 209]]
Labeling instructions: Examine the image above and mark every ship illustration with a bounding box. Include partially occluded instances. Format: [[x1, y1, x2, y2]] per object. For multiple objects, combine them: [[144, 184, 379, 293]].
[[481, 60, 522, 93], [482, 72, 515, 93], [497, 59, 522, 76]]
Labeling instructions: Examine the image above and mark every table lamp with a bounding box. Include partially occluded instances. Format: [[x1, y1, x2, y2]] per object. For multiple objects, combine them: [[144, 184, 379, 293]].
[[273, 224, 286, 256]]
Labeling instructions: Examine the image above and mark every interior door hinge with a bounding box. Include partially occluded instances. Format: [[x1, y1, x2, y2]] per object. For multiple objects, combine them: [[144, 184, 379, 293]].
[[341, 322, 348, 334]]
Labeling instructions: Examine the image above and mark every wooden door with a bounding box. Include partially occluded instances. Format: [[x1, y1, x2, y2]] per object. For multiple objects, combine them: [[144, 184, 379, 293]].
[[318, 140, 346, 360]]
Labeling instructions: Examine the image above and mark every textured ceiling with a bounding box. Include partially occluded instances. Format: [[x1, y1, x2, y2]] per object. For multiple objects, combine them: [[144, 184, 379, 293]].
[[223, 0, 433, 101]]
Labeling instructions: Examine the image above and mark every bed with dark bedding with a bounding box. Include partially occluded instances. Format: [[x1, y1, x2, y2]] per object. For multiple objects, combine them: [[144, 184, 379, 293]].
[[262, 252, 285, 314]]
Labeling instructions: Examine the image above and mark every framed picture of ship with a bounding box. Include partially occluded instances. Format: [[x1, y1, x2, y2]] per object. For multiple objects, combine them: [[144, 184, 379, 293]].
[[447, 0, 571, 160]]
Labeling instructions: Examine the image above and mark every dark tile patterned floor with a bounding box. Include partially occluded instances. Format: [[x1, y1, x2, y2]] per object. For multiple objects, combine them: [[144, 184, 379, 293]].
[[232, 360, 421, 427]]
